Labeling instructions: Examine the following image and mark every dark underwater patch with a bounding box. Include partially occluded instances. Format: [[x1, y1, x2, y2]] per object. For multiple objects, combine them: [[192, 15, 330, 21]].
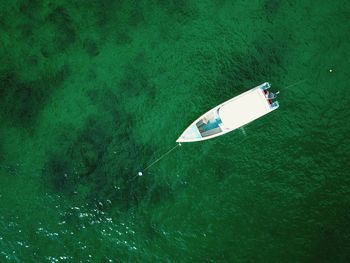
[[86, 88, 125, 123], [141, 215, 163, 240], [46, 6, 76, 52], [83, 38, 100, 57], [0, 140, 3, 165], [213, 33, 288, 103], [44, 153, 74, 191], [119, 55, 156, 100], [148, 184, 175, 205], [87, 0, 122, 28], [0, 65, 69, 128], [41, 103, 164, 211], [15, 0, 45, 45], [17, 23, 33, 39], [115, 29, 132, 45], [38, 48, 163, 211], [263, 0, 282, 19], [156, 0, 196, 21], [19, 0, 42, 18], [128, 2, 144, 27], [27, 55, 39, 66], [119, 66, 149, 97]]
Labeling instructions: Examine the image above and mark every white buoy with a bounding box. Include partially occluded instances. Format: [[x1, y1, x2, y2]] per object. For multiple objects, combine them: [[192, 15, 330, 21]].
[[138, 172, 143, 176], [329, 69, 333, 73]]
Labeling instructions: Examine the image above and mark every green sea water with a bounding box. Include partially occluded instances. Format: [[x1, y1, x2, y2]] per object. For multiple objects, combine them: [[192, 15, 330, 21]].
[[1, 0, 350, 262]]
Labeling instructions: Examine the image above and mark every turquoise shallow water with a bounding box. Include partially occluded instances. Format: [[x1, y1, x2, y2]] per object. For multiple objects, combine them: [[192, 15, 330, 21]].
[[1, 0, 350, 262]]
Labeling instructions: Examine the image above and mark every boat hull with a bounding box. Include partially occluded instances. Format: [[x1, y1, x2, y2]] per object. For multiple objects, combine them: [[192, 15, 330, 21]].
[[176, 82, 279, 143]]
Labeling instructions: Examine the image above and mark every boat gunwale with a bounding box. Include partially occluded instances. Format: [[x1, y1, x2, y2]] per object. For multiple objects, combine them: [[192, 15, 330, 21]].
[[176, 83, 276, 143]]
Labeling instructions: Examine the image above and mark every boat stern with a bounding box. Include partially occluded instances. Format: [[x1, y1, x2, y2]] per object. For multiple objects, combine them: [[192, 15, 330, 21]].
[[258, 82, 280, 110]]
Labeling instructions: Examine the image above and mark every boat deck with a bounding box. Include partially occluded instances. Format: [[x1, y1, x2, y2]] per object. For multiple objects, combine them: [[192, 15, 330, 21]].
[[218, 88, 271, 130], [176, 83, 278, 143]]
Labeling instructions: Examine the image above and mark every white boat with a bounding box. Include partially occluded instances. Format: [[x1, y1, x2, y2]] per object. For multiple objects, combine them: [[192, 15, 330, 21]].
[[176, 82, 279, 143]]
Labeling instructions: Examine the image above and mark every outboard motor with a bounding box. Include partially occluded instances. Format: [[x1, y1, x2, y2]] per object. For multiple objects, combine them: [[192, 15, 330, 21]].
[[271, 101, 279, 109], [261, 82, 271, 90], [270, 91, 280, 109], [268, 91, 280, 99]]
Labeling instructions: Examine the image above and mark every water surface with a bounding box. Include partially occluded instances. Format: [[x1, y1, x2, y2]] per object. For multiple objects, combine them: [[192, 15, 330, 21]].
[[0, 0, 349, 262]]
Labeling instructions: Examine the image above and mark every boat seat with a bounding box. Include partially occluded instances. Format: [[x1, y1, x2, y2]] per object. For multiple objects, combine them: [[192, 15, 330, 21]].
[[196, 119, 205, 127], [201, 127, 222, 137]]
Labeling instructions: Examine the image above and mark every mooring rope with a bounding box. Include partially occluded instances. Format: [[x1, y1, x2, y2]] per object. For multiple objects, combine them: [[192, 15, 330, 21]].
[[282, 79, 307, 90], [138, 143, 182, 176]]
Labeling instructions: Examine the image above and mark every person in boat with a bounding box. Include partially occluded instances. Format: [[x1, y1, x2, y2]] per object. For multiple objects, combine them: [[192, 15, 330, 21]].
[[200, 112, 222, 132], [265, 91, 280, 99]]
